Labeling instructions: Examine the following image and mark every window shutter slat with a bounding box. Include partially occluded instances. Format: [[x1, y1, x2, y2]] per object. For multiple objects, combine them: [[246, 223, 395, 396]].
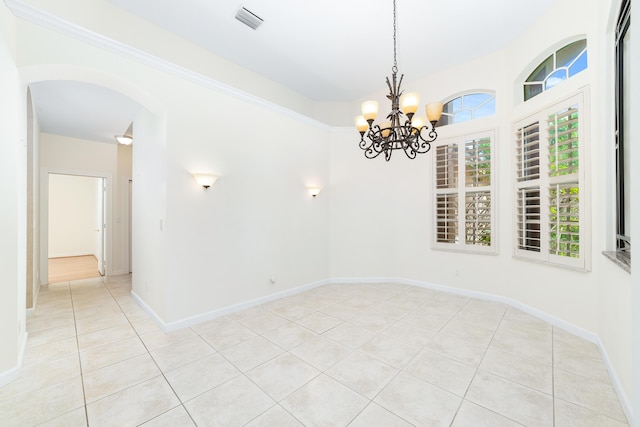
[[549, 183, 580, 258], [436, 144, 458, 189], [436, 194, 458, 244], [517, 188, 541, 252], [516, 122, 541, 181], [465, 137, 491, 187], [465, 191, 491, 246], [549, 104, 580, 177]]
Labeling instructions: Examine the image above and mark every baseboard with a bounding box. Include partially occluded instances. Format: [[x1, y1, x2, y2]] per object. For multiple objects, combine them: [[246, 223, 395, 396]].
[[48, 253, 95, 259], [131, 278, 331, 333], [130, 290, 166, 330], [109, 269, 128, 276], [596, 336, 634, 424], [0, 332, 28, 388]]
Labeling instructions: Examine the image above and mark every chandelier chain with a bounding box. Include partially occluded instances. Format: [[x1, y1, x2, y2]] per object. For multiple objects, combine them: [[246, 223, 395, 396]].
[[392, 0, 397, 71]]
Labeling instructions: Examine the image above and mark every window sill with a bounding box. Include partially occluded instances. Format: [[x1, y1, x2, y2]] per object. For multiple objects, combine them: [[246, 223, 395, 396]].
[[602, 251, 630, 273]]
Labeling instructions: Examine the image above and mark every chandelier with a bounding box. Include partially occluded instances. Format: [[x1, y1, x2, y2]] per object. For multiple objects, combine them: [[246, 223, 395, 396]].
[[355, 0, 443, 161]]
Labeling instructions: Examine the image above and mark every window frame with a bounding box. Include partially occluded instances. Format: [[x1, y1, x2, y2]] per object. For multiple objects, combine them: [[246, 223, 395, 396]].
[[523, 39, 588, 102], [439, 92, 496, 127], [615, 0, 631, 264], [433, 129, 497, 255], [513, 90, 591, 271]]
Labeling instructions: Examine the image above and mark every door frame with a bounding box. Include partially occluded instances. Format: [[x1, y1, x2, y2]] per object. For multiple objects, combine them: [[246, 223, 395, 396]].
[[95, 176, 106, 276], [40, 168, 113, 285]]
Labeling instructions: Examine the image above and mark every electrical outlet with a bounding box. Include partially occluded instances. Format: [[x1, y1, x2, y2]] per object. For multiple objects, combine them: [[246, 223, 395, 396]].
[[269, 275, 277, 285]]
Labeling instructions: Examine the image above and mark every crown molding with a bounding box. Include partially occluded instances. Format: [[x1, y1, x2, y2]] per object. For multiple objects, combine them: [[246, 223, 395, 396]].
[[4, 0, 330, 130]]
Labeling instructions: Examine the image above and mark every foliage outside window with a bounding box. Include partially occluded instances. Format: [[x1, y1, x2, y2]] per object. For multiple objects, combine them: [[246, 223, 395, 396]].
[[434, 131, 495, 253], [514, 92, 588, 269], [615, 0, 631, 264], [524, 40, 588, 101], [439, 93, 496, 126]]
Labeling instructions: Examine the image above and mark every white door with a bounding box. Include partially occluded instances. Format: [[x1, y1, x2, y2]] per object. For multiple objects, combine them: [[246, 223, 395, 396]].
[[95, 178, 106, 275]]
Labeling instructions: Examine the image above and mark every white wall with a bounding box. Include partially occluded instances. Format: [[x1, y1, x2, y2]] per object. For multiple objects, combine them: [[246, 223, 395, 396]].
[[48, 174, 101, 258], [0, 1, 26, 386], [131, 108, 168, 320]]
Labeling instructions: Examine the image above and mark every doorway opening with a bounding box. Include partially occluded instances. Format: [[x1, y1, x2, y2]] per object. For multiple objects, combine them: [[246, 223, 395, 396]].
[[47, 173, 106, 283]]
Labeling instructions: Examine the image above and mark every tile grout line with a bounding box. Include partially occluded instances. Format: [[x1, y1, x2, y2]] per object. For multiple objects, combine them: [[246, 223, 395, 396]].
[[102, 277, 200, 427], [447, 303, 524, 427], [341, 292, 442, 426], [68, 280, 91, 427]]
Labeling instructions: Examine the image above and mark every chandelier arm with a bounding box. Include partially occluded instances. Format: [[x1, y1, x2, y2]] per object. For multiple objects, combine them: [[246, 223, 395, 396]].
[[364, 144, 385, 159], [403, 145, 418, 159], [384, 149, 393, 161]]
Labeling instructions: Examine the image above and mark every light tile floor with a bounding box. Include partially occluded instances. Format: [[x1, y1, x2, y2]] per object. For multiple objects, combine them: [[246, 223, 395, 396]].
[[0, 275, 630, 426]]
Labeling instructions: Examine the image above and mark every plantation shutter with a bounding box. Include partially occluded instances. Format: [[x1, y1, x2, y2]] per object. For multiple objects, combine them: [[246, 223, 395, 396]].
[[434, 132, 495, 253], [513, 92, 588, 269]]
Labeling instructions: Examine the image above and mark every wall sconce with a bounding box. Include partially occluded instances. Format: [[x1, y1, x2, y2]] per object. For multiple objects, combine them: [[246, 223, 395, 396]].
[[307, 186, 322, 198], [193, 173, 218, 189], [114, 135, 133, 145]]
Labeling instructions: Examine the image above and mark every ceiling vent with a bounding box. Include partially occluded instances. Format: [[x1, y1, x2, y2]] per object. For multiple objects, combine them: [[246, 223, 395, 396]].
[[235, 7, 263, 30]]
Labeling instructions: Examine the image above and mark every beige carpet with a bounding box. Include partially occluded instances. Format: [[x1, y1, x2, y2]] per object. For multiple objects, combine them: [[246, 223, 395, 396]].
[[48, 255, 101, 283]]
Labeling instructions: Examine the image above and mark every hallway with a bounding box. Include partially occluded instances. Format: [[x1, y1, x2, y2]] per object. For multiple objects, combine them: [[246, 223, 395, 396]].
[[0, 277, 629, 426]]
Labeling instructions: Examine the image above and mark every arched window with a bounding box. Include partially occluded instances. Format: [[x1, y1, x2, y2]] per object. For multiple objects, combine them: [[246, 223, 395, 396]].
[[524, 39, 587, 101], [439, 92, 495, 126]]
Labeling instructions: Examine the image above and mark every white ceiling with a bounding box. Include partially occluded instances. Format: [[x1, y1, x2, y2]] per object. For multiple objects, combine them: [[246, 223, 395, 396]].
[[30, 0, 559, 143], [107, 0, 558, 101], [29, 81, 141, 144]]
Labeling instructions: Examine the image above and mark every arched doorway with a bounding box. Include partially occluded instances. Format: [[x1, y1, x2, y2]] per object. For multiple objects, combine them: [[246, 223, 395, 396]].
[[20, 65, 165, 306]]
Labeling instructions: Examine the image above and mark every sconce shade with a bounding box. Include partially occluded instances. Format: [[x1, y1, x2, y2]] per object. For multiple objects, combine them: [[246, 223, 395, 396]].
[[193, 173, 218, 189], [307, 186, 322, 197]]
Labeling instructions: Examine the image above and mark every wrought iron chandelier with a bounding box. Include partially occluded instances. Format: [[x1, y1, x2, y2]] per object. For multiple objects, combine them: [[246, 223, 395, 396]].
[[355, 0, 443, 161]]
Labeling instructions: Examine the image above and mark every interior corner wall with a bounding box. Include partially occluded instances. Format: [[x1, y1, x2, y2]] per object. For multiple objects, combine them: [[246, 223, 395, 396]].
[[0, 0, 25, 383]]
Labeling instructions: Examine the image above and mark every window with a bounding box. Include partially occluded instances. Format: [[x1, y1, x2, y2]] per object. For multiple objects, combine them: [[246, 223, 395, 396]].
[[439, 92, 496, 126], [524, 40, 588, 101], [434, 131, 495, 253], [615, 0, 631, 264], [514, 92, 589, 269]]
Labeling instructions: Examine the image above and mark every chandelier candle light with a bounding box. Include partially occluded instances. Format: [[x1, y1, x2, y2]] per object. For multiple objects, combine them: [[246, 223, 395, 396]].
[[355, 0, 443, 161]]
